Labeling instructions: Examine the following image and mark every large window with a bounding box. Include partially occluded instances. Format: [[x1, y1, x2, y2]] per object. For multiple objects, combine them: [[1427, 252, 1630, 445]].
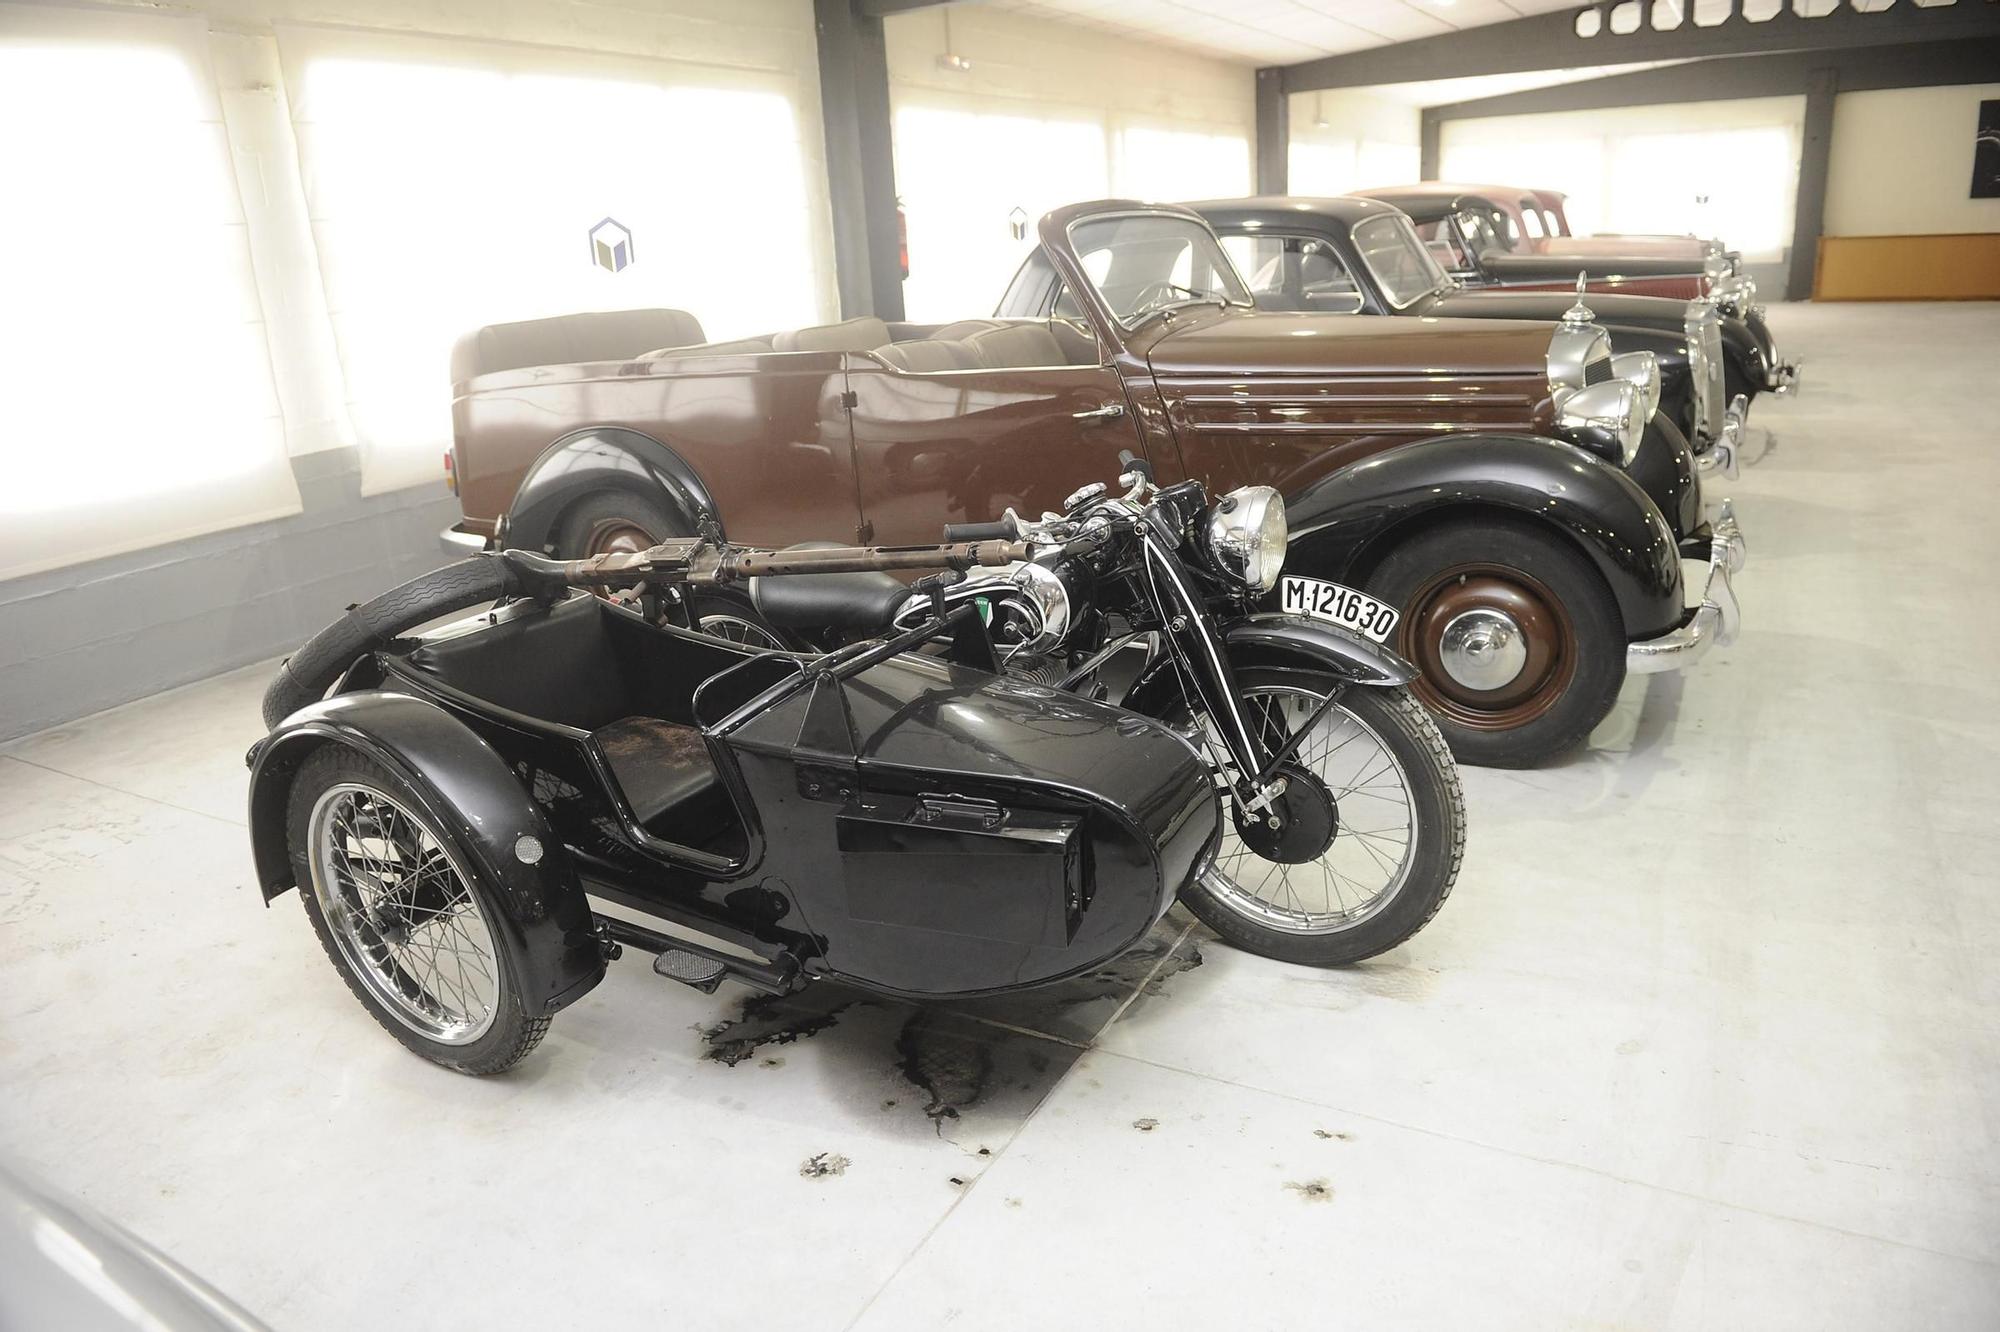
[[281, 30, 829, 492], [0, 8, 298, 580], [893, 101, 1110, 323], [1441, 97, 1805, 264]]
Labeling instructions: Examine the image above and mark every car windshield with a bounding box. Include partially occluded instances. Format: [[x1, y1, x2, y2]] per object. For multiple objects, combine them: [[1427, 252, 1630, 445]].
[[1066, 213, 1253, 328], [1351, 214, 1450, 308]]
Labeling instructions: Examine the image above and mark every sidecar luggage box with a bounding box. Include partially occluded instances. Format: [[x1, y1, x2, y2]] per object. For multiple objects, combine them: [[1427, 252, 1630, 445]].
[[711, 652, 1218, 997]]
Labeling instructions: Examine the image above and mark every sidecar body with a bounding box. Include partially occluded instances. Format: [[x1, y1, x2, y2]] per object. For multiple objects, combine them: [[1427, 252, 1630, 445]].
[[247, 593, 1219, 1011]]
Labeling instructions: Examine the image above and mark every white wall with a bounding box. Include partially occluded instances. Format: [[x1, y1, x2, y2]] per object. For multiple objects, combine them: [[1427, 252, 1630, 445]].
[[1287, 89, 1422, 196], [1825, 83, 2000, 237], [1440, 95, 1806, 263], [884, 6, 1255, 320]]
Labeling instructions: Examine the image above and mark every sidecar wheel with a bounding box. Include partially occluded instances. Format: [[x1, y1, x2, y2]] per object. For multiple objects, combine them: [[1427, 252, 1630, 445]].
[[1177, 676, 1465, 967], [286, 746, 549, 1075]]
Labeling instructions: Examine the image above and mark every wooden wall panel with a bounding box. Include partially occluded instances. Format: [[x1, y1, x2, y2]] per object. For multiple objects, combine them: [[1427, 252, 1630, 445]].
[[1814, 234, 2000, 300]]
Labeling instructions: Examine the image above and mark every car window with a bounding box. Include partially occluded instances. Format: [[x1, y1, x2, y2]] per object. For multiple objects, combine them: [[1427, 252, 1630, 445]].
[[1350, 214, 1449, 309], [1455, 209, 1506, 258], [1520, 206, 1544, 239], [1411, 217, 1472, 274], [1066, 212, 1252, 329], [1219, 233, 1363, 314]]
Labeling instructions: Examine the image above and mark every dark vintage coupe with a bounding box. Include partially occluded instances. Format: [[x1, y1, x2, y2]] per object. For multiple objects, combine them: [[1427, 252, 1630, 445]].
[[441, 201, 1744, 766], [1140, 195, 1797, 468]]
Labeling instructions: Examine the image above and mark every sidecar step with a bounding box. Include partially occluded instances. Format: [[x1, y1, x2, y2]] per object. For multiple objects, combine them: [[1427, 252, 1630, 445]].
[[655, 948, 728, 992], [597, 915, 798, 996]]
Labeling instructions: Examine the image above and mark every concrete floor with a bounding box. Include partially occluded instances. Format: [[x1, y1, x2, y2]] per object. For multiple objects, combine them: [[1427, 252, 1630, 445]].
[[3, 301, 1997, 1329]]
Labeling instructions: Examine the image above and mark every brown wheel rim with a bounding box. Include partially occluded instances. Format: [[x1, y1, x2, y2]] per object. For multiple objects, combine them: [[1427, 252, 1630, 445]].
[[1398, 562, 1578, 732]]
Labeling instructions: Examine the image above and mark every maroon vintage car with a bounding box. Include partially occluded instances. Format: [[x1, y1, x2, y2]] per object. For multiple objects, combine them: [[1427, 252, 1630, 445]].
[[1359, 183, 1751, 305], [439, 201, 1743, 767]]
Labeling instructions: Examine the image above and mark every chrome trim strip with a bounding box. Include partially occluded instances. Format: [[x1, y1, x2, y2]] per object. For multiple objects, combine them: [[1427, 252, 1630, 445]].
[[1182, 419, 1536, 435], [1177, 392, 1538, 408]]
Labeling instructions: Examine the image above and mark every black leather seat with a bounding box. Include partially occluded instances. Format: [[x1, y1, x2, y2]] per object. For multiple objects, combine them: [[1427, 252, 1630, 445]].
[[750, 543, 908, 632]]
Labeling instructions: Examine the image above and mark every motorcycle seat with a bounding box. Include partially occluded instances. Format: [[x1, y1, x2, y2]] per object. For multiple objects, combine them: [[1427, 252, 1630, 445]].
[[750, 543, 907, 633]]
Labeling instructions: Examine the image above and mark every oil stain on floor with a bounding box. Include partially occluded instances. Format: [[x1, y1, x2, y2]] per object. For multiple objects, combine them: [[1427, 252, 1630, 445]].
[[698, 916, 1204, 1138]]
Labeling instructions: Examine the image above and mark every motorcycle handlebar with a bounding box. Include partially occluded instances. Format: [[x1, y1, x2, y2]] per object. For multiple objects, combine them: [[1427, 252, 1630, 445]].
[[940, 520, 1014, 543]]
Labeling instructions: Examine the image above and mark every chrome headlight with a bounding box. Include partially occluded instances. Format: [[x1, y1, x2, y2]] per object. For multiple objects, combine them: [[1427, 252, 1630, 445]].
[[1207, 485, 1287, 593], [1557, 380, 1646, 466], [1610, 350, 1660, 422], [1004, 561, 1072, 657]]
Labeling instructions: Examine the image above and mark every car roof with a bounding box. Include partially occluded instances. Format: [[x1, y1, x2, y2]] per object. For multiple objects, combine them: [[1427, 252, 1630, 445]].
[[1359, 182, 1535, 213], [1182, 195, 1407, 228]]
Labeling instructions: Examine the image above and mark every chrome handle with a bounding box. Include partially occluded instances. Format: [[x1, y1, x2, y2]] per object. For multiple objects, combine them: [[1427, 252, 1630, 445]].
[[1072, 403, 1126, 424]]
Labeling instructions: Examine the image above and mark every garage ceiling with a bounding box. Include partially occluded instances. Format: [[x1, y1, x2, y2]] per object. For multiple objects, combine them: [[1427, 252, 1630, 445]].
[[976, 0, 1595, 66]]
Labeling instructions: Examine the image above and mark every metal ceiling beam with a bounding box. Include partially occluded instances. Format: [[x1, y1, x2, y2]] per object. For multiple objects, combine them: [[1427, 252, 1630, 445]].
[[1424, 37, 2000, 120], [1280, 1, 2000, 94], [858, 0, 952, 15]]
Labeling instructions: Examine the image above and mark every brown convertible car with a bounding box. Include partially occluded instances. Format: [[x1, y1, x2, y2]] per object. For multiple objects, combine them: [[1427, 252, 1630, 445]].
[[440, 201, 1743, 767]]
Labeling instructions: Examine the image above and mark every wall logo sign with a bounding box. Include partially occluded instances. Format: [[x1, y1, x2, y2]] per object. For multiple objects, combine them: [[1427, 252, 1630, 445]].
[[589, 217, 634, 273]]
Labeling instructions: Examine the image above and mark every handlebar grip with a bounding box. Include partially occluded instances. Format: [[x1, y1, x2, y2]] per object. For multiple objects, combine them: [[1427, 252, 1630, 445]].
[[941, 520, 1013, 543]]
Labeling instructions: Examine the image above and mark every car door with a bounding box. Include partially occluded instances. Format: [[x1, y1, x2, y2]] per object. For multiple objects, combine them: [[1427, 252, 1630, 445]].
[[842, 335, 1142, 547]]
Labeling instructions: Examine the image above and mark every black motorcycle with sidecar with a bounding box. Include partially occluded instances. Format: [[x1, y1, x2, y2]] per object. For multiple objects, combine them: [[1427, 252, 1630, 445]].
[[247, 467, 1464, 1074]]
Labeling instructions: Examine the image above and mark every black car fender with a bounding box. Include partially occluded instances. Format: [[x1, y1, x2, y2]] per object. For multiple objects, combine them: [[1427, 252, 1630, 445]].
[[504, 425, 722, 554], [246, 690, 605, 1016], [1283, 432, 1684, 642]]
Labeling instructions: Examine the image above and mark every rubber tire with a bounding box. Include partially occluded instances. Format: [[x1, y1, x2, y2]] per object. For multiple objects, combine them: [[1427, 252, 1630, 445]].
[[285, 746, 550, 1076], [1364, 517, 1625, 769], [555, 491, 677, 559], [1177, 676, 1466, 967]]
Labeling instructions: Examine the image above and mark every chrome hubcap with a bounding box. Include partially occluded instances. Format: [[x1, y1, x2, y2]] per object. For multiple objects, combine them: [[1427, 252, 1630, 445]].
[[1438, 608, 1527, 691], [308, 784, 500, 1045]]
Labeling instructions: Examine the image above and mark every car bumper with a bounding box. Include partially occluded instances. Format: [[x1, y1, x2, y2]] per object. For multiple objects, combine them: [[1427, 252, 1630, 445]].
[[1627, 499, 1745, 676], [1696, 394, 1748, 482], [440, 523, 492, 556]]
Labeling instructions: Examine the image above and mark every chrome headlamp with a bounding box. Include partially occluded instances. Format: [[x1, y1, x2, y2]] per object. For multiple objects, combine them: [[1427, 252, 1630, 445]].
[[1556, 379, 1646, 466], [1206, 485, 1287, 593], [1610, 350, 1660, 422]]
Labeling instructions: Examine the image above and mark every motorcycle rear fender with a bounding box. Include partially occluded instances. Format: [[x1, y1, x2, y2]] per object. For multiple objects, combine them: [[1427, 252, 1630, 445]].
[[1224, 614, 1418, 686], [1283, 432, 1684, 642], [504, 426, 721, 554], [246, 691, 605, 1016]]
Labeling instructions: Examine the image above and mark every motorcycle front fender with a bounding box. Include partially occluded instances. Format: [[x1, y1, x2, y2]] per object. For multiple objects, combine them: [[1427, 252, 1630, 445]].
[[246, 691, 605, 1016], [1223, 614, 1418, 687]]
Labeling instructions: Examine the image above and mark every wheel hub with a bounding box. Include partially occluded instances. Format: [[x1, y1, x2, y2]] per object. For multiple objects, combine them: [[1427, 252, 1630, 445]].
[[1438, 608, 1527, 690], [1233, 764, 1338, 865]]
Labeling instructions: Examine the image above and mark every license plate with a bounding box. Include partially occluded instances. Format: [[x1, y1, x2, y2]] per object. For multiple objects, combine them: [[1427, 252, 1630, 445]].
[[1279, 576, 1401, 643]]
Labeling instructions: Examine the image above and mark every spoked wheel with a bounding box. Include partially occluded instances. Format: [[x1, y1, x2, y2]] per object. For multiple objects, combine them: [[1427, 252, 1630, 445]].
[[1177, 670, 1465, 966], [692, 597, 786, 651], [1365, 518, 1625, 768], [287, 747, 548, 1074]]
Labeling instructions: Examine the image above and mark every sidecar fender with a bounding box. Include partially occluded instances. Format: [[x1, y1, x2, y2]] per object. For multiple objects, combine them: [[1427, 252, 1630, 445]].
[[1223, 614, 1418, 686], [246, 691, 604, 1016]]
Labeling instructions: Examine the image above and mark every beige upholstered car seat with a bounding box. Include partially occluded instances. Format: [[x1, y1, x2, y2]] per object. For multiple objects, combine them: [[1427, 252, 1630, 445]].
[[450, 308, 706, 382], [769, 317, 891, 353], [963, 322, 1070, 369]]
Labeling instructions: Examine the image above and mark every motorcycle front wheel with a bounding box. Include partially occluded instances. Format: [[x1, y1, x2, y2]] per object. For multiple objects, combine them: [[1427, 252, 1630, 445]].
[[1176, 672, 1466, 967]]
